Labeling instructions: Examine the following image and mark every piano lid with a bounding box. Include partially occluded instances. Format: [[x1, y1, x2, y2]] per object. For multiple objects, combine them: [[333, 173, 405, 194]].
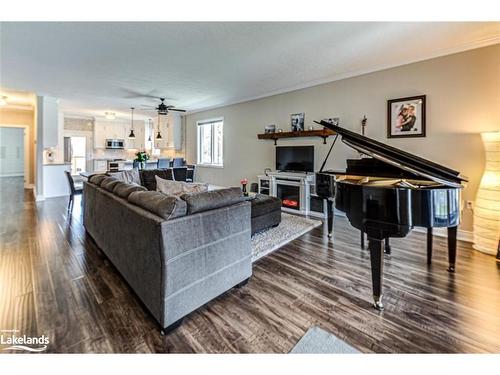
[[316, 120, 468, 188]]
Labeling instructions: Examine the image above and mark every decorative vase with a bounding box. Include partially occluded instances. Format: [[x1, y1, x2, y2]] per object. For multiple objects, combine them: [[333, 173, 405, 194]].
[[473, 131, 500, 257], [240, 178, 249, 196]]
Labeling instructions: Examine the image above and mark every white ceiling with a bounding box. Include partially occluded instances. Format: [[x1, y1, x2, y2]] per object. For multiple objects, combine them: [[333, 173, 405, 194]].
[[1, 22, 499, 119]]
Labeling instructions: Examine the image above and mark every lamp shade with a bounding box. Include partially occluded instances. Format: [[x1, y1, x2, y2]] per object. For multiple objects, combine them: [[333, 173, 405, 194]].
[[473, 131, 500, 255]]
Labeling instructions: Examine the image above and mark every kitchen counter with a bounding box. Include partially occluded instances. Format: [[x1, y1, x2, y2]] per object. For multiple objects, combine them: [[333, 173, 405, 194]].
[[43, 162, 71, 166], [124, 159, 159, 163]]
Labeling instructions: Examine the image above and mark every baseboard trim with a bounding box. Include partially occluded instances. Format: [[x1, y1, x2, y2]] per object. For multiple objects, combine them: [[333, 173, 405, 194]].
[[413, 227, 473, 243], [0, 173, 24, 178], [32, 187, 45, 201]]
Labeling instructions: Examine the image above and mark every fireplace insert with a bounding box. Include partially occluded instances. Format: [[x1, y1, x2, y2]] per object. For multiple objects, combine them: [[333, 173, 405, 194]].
[[276, 183, 301, 210]]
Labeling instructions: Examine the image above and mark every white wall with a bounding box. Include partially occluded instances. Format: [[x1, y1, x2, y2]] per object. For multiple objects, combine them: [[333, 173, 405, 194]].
[[186, 44, 500, 232], [0, 127, 24, 177]]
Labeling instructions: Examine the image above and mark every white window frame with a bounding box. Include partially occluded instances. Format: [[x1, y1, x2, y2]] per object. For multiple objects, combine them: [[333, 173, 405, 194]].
[[196, 117, 224, 168]]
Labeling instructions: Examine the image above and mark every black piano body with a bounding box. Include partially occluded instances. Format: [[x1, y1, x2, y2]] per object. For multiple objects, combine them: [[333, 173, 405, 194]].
[[315, 121, 467, 310]]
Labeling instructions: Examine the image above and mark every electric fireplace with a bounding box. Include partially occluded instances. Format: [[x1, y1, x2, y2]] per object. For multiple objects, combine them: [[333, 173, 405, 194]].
[[276, 183, 301, 210]]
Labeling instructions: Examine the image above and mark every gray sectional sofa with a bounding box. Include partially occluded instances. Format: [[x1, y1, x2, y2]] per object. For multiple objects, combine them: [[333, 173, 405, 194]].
[[83, 170, 252, 334]]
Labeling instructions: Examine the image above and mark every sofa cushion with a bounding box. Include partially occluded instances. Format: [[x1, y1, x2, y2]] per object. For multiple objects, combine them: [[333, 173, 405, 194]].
[[181, 187, 244, 215], [128, 191, 187, 220], [107, 168, 141, 185], [113, 181, 147, 199], [155, 176, 208, 197], [140, 169, 174, 191], [88, 174, 107, 186], [101, 177, 121, 192]]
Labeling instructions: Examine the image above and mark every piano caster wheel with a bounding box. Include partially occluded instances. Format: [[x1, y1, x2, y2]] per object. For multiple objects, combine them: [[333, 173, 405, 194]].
[[447, 264, 456, 273], [373, 296, 384, 311]]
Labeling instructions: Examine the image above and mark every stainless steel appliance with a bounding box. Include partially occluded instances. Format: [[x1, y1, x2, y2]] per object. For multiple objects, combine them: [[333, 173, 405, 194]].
[[107, 159, 125, 172], [105, 139, 124, 149]]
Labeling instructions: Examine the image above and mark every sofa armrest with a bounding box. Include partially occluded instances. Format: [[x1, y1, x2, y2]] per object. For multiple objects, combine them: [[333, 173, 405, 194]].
[[158, 201, 252, 326]]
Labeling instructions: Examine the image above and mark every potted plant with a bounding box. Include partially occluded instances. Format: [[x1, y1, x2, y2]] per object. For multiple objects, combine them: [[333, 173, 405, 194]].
[[135, 151, 150, 170]]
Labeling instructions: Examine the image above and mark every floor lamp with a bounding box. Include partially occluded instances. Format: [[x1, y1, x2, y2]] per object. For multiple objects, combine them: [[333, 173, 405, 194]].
[[473, 131, 500, 261]]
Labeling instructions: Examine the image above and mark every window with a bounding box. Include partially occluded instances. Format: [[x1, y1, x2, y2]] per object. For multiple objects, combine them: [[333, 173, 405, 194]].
[[197, 118, 223, 167], [70, 136, 86, 174]]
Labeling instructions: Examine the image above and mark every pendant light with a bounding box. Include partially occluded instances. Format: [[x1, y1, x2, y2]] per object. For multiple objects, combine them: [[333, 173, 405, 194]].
[[147, 119, 152, 142], [156, 111, 162, 139], [128, 107, 136, 139]]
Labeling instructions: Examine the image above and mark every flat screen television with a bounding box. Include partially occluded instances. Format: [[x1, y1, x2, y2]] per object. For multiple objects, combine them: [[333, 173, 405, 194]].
[[276, 146, 314, 173]]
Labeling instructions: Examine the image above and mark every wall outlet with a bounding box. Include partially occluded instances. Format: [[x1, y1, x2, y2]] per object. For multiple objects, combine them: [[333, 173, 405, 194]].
[[466, 200, 474, 210]]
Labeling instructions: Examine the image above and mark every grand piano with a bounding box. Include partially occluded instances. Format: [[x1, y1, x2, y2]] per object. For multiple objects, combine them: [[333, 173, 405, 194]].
[[315, 121, 468, 310]]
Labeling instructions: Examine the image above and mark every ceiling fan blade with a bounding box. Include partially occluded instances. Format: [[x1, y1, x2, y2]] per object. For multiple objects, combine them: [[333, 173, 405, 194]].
[[169, 108, 187, 112]]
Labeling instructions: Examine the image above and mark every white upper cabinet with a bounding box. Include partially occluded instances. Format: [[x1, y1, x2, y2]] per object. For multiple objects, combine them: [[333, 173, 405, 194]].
[[154, 113, 183, 150], [171, 113, 183, 151], [94, 118, 128, 149], [38, 96, 59, 148], [125, 120, 147, 150]]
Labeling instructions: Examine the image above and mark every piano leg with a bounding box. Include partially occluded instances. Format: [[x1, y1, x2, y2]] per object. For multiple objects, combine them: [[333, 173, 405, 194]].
[[368, 238, 384, 310], [447, 226, 458, 273], [384, 238, 391, 256], [327, 199, 334, 238], [360, 231, 365, 250], [427, 228, 433, 265]]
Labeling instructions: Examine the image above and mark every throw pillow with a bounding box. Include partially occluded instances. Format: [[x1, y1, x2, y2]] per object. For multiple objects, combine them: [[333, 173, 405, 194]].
[[128, 191, 187, 220], [155, 175, 208, 197], [107, 168, 141, 185], [140, 169, 173, 191]]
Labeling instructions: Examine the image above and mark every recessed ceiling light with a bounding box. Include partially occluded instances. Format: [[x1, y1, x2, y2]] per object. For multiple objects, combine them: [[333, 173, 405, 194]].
[[0, 96, 7, 106], [105, 112, 116, 120]]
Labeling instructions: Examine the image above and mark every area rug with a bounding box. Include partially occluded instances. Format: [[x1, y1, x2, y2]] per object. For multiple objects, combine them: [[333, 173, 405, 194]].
[[290, 326, 360, 354], [251, 213, 321, 262]]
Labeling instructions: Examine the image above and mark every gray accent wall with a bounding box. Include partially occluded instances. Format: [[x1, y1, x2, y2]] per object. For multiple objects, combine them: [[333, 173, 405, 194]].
[[185, 44, 500, 232]]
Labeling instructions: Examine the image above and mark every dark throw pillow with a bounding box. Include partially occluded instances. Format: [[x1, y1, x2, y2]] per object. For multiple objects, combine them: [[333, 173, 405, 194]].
[[180, 187, 244, 215]]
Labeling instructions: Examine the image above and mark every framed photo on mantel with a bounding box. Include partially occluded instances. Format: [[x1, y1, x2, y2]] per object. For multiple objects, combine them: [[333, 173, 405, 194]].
[[387, 95, 426, 138]]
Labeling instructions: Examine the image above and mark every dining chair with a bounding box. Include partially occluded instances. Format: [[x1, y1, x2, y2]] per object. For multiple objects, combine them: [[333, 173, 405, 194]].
[[186, 165, 195, 182], [65, 170, 83, 211], [172, 167, 188, 182], [172, 157, 185, 168], [158, 158, 171, 169]]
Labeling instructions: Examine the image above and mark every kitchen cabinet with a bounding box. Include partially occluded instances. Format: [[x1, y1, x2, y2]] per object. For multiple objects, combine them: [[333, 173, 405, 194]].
[[154, 113, 183, 150], [125, 120, 147, 150], [94, 119, 127, 149]]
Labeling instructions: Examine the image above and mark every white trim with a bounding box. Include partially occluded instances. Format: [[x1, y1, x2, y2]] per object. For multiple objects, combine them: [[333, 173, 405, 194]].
[[196, 164, 224, 169], [186, 36, 500, 116], [32, 186, 44, 201], [413, 227, 473, 243]]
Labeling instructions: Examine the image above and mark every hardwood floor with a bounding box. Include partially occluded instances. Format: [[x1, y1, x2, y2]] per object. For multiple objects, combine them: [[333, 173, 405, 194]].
[[1, 176, 499, 353]]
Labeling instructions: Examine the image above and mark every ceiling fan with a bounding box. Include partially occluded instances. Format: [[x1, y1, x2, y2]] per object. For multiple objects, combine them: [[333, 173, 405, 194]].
[[139, 98, 186, 115]]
